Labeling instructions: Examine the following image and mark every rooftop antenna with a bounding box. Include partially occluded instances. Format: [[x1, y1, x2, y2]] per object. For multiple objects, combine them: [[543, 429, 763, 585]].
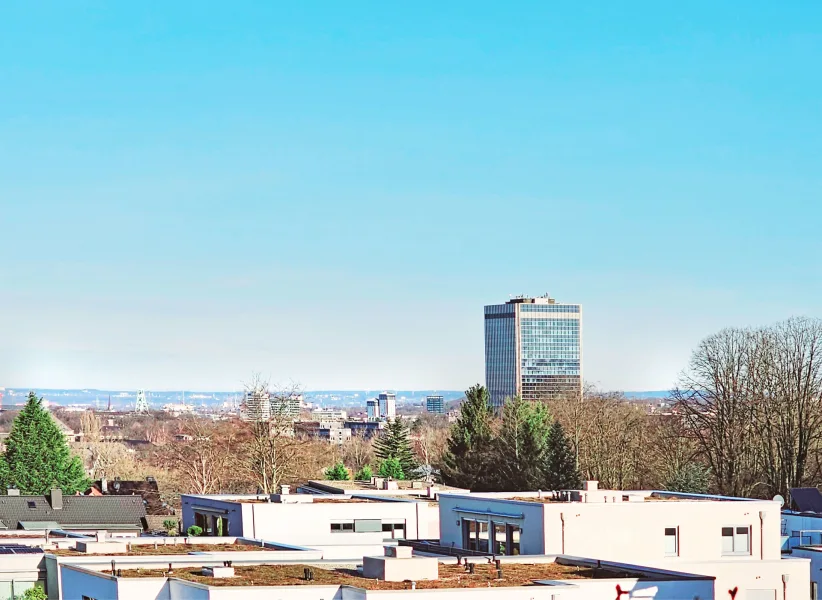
[[135, 390, 150, 414]]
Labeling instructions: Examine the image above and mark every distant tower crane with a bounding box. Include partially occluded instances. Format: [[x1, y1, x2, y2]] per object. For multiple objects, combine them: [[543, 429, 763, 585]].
[[135, 390, 150, 414]]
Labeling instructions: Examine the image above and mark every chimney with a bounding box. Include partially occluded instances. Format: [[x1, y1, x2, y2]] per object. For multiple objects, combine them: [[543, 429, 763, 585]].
[[101, 478, 108, 494], [50, 488, 63, 510], [279, 485, 290, 495], [7, 488, 19, 496], [583, 480, 599, 492]]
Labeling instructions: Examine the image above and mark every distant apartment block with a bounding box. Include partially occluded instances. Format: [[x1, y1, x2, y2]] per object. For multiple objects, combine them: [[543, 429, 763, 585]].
[[312, 408, 347, 421], [366, 398, 379, 420], [378, 392, 396, 419], [425, 395, 444, 414], [485, 294, 582, 407], [243, 392, 302, 421], [345, 419, 385, 438], [242, 391, 271, 421], [294, 421, 352, 444]]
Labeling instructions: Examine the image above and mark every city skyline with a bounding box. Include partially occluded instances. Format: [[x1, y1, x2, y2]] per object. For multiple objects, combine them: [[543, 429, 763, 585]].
[[2, 3, 821, 392]]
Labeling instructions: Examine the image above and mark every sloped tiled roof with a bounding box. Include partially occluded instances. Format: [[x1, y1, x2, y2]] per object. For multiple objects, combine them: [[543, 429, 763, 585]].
[[0, 495, 146, 530], [88, 479, 172, 515]]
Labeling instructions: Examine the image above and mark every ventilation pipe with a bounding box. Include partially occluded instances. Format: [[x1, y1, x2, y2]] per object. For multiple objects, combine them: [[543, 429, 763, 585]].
[[560, 512, 566, 554]]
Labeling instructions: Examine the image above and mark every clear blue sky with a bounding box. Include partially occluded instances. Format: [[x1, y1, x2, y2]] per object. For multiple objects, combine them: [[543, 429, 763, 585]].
[[1, 1, 821, 392]]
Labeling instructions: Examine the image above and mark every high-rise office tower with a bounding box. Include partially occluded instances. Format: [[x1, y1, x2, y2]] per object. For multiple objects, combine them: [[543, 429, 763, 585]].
[[378, 392, 396, 419], [426, 395, 445, 414], [485, 295, 582, 408]]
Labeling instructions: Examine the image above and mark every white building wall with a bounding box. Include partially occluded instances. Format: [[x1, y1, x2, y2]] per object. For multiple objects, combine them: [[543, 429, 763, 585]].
[[207, 584, 343, 600], [672, 558, 809, 600], [541, 499, 783, 562], [183, 496, 425, 545], [440, 494, 783, 563]]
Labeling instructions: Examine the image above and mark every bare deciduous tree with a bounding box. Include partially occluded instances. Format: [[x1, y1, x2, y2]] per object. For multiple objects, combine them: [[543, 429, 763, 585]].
[[672, 327, 761, 497], [241, 374, 305, 494], [159, 418, 236, 495]]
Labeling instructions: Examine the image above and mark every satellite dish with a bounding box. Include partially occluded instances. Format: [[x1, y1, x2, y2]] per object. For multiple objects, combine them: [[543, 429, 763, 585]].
[[773, 494, 785, 507]]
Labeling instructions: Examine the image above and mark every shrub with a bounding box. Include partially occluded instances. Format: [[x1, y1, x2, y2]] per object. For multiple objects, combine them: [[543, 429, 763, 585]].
[[21, 587, 47, 600], [354, 465, 374, 481], [378, 458, 405, 480], [163, 519, 178, 535], [187, 525, 203, 537], [325, 461, 350, 481]]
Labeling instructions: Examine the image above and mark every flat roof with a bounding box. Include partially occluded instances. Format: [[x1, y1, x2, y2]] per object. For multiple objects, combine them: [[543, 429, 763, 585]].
[[113, 562, 650, 588], [307, 480, 467, 492], [51, 542, 278, 557]]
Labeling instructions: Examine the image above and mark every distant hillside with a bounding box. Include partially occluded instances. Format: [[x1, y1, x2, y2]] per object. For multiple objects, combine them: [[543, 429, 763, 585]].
[[623, 390, 672, 399]]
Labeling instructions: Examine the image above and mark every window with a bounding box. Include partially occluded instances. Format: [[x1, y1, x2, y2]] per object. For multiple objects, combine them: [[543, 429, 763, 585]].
[[664, 527, 678, 556], [463, 519, 478, 551], [26, 501, 36, 509], [382, 521, 406, 539], [330, 521, 354, 533], [477, 521, 489, 552], [721, 526, 750, 555], [354, 519, 381, 533], [493, 523, 507, 555]]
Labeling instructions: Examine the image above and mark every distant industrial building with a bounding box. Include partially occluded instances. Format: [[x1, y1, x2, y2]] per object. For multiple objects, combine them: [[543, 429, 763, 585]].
[[485, 294, 582, 408], [425, 395, 444, 414]]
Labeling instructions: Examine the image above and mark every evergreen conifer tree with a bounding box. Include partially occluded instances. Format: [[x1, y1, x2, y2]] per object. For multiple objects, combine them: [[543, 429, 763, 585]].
[[325, 461, 350, 481], [373, 418, 417, 478], [354, 465, 373, 481], [0, 393, 90, 494], [543, 421, 582, 490], [441, 384, 494, 490], [377, 457, 405, 480], [492, 396, 552, 491]]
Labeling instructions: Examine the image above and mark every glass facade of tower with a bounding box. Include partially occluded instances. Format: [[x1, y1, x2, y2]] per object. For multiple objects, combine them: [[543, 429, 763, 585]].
[[484, 303, 517, 408], [485, 298, 582, 408], [519, 303, 581, 402]]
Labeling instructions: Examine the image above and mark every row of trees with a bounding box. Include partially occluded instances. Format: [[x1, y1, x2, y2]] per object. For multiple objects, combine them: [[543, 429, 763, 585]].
[[674, 317, 822, 499], [442, 385, 580, 491]]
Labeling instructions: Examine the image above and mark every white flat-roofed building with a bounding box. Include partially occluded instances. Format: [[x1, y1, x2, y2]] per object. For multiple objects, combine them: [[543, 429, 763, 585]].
[[438, 482, 809, 600], [57, 553, 716, 600], [181, 489, 440, 559]]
